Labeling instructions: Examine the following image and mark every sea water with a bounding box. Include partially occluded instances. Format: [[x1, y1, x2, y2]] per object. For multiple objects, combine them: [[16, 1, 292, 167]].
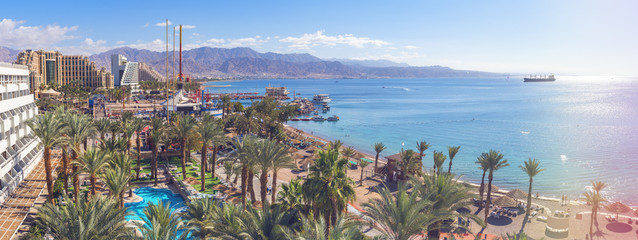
[[203, 77, 638, 205]]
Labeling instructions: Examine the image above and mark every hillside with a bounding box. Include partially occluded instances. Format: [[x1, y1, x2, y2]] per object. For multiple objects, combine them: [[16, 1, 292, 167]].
[[1, 45, 501, 78]]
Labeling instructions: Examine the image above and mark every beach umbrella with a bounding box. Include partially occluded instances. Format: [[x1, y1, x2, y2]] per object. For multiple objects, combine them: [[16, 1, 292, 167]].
[[605, 202, 631, 220], [506, 189, 528, 199], [292, 139, 302, 145], [492, 195, 517, 207], [212, 184, 226, 191], [288, 147, 297, 153], [307, 145, 319, 152]]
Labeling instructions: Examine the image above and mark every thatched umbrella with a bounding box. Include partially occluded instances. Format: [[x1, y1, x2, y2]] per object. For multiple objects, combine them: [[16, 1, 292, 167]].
[[212, 184, 226, 191], [307, 145, 319, 152], [292, 139, 302, 145], [605, 202, 631, 220], [492, 195, 518, 207], [299, 158, 315, 170], [288, 147, 298, 153], [506, 189, 528, 199]]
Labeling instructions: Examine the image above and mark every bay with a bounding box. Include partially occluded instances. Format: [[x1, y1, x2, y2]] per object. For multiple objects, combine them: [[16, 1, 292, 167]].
[[203, 77, 638, 205]]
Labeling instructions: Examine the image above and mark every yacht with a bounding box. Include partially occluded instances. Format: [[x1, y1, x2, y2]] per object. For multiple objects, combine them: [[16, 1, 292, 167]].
[[312, 94, 331, 104], [327, 115, 339, 121], [311, 115, 325, 121]]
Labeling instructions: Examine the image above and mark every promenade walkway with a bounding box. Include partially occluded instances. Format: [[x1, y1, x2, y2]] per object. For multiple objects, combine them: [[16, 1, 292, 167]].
[[0, 153, 59, 240]]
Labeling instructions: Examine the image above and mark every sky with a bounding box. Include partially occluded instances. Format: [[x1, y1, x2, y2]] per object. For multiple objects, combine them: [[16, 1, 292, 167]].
[[1, 0, 637, 75]]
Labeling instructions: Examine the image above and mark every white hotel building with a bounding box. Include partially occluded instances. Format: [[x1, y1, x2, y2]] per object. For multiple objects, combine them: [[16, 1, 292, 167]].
[[0, 63, 42, 203]]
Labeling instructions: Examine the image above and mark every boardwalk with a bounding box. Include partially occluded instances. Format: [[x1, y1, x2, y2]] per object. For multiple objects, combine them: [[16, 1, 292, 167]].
[[0, 153, 59, 240]]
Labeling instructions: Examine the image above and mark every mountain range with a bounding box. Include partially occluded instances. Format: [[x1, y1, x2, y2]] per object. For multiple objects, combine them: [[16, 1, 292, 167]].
[[0, 46, 500, 79]]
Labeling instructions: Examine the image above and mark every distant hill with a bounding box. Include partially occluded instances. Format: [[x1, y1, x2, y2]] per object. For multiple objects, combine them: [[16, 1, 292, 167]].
[[2, 45, 500, 78], [0, 46, 19, 63], [88, 47, 500, 78]]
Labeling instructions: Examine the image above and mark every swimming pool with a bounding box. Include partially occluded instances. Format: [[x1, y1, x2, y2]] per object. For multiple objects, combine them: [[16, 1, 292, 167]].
[[125, 187, 186, 221]]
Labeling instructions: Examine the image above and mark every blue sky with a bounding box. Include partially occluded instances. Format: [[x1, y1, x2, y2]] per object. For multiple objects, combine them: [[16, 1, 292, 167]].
[[2, 0, 637, 75]]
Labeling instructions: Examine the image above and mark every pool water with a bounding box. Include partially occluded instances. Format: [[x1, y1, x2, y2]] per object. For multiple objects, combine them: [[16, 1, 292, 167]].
[[125, 187, 186, 221]]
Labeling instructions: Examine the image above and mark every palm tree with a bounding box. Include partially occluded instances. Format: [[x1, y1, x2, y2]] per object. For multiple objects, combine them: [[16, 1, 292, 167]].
[[475, 155, 490, 202], [26, 112, 64, 203], [183, 197, 220, 239], [243, 204, 293, 239], [432, 150, 447, 174], [75, 149, 110, 196], [373, 142, 387, 174], [584, 188, 606, 239], [103, 168, 131, 209], [105, 153, 133, 208], [231, 136, 256, 208], [93, 118, 111, 141], [98, 138, 127, 153], [251, 139, 293, 204], [269, 145, 294, 204], [447, 146, 460, 174], [416, 140, 430, 170], [591, 181, 607, 221], [358, 158, 370, 186], [148, 117, 164, 185], [362, 183, 437, 240], [412, 170, 484, 238], [341, 146, 356, 160], [328, 140, 344, 153], [292, 214, 363, 240], [481, 150, 509, 223], [223, 160, 238, 187], [302, 149, 356, 228], [170, 114, 198, 180], [133, 201, 188, 240], [519, 158, 545, 219], [35, 195, 132, 239], [63, 114, 95, 202], [109, 120, 121, 141], [277, 178, 305, 215], [398, 149, 420, 179], [123, 123, 136, 155], [197, 114, 224, 192], [132, 118, 145, 180]]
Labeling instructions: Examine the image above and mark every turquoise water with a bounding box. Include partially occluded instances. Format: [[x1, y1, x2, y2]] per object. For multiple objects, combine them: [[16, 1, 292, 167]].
[[125, 187, 186, 221], [204, 77, 638, 205]]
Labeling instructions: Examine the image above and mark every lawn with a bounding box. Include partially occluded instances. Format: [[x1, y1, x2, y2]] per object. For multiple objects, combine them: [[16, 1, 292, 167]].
[[169, 157, 222, 194]]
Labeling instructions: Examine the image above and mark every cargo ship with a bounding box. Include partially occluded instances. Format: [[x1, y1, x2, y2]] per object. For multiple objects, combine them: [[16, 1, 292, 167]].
[[524, 74, 556, 82]]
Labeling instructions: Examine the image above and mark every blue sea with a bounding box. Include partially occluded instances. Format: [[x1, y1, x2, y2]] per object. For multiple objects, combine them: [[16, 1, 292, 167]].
[[203, 77, 638, 205]]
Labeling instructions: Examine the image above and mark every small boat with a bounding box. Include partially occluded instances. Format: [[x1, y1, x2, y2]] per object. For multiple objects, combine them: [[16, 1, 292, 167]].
[[327, 115, 339, 121], [301, 118, 311, 121], [311, 115, 325, 121], [312, 94, 331, 104], [291, 118, 300, 121], [322, 108, 329, 113]]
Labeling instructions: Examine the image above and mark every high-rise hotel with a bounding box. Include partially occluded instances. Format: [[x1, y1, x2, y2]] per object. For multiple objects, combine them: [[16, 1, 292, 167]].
[[0, 62, 42, 203], [16, 50, 114, 95]]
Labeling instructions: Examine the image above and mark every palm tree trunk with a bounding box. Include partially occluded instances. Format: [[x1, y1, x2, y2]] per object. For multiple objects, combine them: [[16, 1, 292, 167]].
[[590, 205, 594, 238], [360, 167, 364, 186], [479, 170, 486, 201], [200, 143, 207, 192], [72, 151, 79, 203], [240, 166, 248, 208], [485, 172, 494, 223], [44, 147, 54, 204], [100, 133, 105, 141], [448, 158, 453, 174], [248, 170, 257, 203], [62, 147, 69, 194], [90, 173, 96, 196], [374, 153, 379, 173], [136, 136, 141, 180], [259, 171, 268, 204], [526, 178, 533, 217], [211, 146, 218, 176], [152, 145, 158, 186], [271, 169, 278, 203], [181, 138, 187, 181]]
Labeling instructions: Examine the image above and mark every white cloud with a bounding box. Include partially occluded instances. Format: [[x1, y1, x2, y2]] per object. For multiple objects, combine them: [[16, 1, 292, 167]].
[[155, 20, 172, 27], [0, 18, 78, 49], [126, 39, 167, 51], [181, 25, 196, 29], [279, 30, 390, 50], [116, 40, 125, 44], [54, 38, 110, 55], [404, 45, 418, 49]]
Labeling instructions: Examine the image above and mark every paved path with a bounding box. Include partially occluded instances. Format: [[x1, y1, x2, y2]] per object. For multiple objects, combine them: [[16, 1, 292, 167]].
[[0, 153, 59, 240]]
